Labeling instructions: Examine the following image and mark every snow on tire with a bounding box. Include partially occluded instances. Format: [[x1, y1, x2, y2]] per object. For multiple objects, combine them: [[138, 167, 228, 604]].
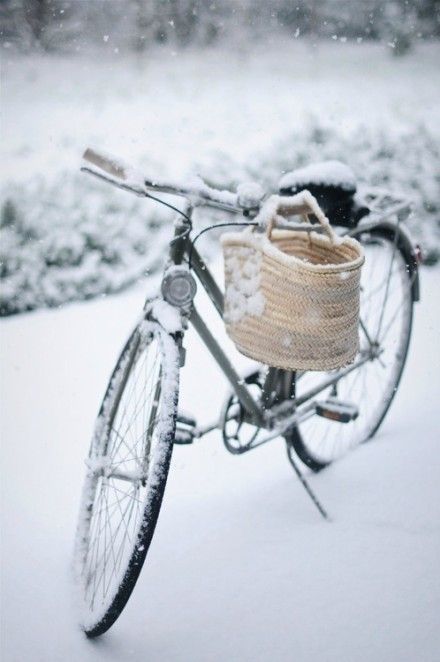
[[74, 321, 179, 637]]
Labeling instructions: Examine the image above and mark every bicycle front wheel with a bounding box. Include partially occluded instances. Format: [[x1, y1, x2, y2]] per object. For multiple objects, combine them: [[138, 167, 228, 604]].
[[287, 228, 414, 471], [74, 321, 179, 637]]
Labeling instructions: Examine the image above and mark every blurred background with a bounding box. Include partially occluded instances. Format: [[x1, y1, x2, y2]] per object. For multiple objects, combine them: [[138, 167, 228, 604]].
[[1, 0, 439, 315], [3, 0, 439, 53]]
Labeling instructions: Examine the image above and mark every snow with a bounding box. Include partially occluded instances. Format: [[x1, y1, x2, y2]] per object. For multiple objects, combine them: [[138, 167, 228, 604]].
[[236, 182, 265, 208], [254, 191, 341, 245], [279, 160, 357, 192], [74, 319, 180, 631], [1, 263, 439, 661], [183, 175, 238, 207], [137, 321, 181, 476], [222, 242, 265, 324], [148, 298, 183, 333], [222, 214, 363, 276], [123, 165, 239, 207], [1, 40, 439, 316], [84, 455, 112, 474], [1, 34, 440, 659]]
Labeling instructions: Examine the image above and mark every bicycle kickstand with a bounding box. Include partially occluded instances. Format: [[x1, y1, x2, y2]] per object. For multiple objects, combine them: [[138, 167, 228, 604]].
[[288, 453, 331, 521]]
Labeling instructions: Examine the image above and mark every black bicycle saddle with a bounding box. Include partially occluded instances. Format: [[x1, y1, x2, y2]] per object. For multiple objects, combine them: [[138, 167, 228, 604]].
[[278, 160, 369, 228]]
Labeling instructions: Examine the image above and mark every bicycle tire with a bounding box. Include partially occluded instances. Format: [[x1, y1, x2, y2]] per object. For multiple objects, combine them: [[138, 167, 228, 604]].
[[286, 227, 414, 472], [74, 320, 179, 637]]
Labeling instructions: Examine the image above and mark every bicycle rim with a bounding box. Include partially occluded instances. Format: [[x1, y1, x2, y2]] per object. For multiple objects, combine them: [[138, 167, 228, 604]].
[[288, 230, 414, 470], [74, 321, 179, 636]]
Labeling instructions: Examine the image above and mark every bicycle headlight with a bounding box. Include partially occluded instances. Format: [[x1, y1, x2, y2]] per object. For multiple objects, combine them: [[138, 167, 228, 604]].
[[161, 267, 197, 307]]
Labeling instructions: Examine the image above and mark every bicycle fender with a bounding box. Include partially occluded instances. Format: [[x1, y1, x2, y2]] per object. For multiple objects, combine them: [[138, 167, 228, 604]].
[[350, 220, 421, 302]]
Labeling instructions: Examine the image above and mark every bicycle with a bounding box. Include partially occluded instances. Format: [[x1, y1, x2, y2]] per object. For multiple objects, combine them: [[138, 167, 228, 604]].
[[74, 148, 420, 637]]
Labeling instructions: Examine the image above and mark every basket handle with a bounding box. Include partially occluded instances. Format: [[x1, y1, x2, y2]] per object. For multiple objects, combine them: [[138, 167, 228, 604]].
[[266, 192, 338, 244]]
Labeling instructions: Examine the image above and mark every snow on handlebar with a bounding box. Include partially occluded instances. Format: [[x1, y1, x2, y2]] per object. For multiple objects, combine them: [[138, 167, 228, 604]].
[[81, 149, 328, 233], [82, 148, 132, 180], [82, 147, 242, 213]]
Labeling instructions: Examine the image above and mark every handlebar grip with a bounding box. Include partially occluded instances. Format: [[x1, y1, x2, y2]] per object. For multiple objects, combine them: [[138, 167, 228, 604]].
[[82, 148, 128, 180]]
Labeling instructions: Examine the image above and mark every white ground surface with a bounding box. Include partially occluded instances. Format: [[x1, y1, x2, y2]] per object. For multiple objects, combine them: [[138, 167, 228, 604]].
[[1, 264, 439, 662]]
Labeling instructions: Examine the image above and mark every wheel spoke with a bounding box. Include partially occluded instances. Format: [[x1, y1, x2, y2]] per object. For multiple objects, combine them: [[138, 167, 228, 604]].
[[375, 234, 398, 340], [75, 327, 177, 633], [291, 233, 413, 467]]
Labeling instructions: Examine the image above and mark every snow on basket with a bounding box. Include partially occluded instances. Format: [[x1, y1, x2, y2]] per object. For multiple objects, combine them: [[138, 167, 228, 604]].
[[221, 192, 364, 371]]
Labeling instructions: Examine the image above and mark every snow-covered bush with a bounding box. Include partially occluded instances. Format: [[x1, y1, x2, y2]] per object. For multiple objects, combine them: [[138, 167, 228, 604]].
[[201, 120, 440, 259], [0, 174, 171, 315], [1, 119, 439, 316], [245, 120, 440, 248]]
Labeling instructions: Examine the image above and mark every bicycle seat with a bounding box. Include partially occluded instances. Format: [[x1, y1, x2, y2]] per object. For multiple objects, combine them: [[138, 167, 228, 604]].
[[278, 160, 369, 227]]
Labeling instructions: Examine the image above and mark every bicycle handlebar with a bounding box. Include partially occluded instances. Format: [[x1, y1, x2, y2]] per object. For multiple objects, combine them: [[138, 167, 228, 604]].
[[82, 148, 243, 214], [83, 148, 130, 180], [82, 148, 408, 233], [81, 149, 333, 235]]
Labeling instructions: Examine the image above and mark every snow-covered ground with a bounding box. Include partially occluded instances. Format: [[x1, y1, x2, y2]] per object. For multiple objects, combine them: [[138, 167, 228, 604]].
[[1, 262, 439, 661]]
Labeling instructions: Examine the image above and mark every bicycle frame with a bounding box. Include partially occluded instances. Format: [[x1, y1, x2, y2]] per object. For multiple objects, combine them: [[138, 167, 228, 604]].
[[81, 150, 420, 447], [159, 201, 391, 444], [75, 147, 422, 565], [165, 204, 265, 427]]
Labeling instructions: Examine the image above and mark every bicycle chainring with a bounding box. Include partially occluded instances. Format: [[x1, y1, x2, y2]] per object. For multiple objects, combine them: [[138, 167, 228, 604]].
[[221, 372, 265, 454]]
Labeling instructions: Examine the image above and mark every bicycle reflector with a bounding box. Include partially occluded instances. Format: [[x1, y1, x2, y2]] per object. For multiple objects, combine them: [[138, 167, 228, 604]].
[[161, 267, 197, 307]]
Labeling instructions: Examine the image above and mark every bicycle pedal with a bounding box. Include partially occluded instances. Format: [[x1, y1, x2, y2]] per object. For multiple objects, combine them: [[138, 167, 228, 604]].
[[315, 399, 359, 423], [174, 428, 195, 444], [175, 413, 197, 444], [176, 412, 197, 428]]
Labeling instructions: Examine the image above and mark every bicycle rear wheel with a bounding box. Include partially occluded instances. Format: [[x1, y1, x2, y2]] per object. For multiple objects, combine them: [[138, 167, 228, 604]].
[[287, 228, 414, 471], [74, 321, 179, 637]]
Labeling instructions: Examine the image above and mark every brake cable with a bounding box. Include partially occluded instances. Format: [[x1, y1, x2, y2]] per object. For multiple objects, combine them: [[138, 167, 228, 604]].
[[188, 221, 258, 269], [144, 191, 194, 244], [143, 190, 258, 269]]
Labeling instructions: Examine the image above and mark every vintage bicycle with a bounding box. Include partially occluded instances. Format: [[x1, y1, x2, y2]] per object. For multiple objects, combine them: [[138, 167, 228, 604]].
[[74, 149, 420, 637]]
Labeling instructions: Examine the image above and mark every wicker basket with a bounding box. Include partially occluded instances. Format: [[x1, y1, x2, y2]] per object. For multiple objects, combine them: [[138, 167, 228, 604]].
[[221, 192, 364, 371]]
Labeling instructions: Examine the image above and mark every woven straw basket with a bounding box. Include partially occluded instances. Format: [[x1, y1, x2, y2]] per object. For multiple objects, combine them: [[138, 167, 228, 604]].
[[221, 192, 364, 371]]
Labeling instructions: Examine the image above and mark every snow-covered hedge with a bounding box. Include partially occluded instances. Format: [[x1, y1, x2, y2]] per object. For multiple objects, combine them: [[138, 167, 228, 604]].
[[201, 120, 440, 257], [0, 175, 173, 315], [1, 120, 439, 316]]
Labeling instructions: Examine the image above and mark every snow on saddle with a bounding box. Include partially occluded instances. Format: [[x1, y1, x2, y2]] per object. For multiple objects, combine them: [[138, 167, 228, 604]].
[[279, 160, 369, 228]]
